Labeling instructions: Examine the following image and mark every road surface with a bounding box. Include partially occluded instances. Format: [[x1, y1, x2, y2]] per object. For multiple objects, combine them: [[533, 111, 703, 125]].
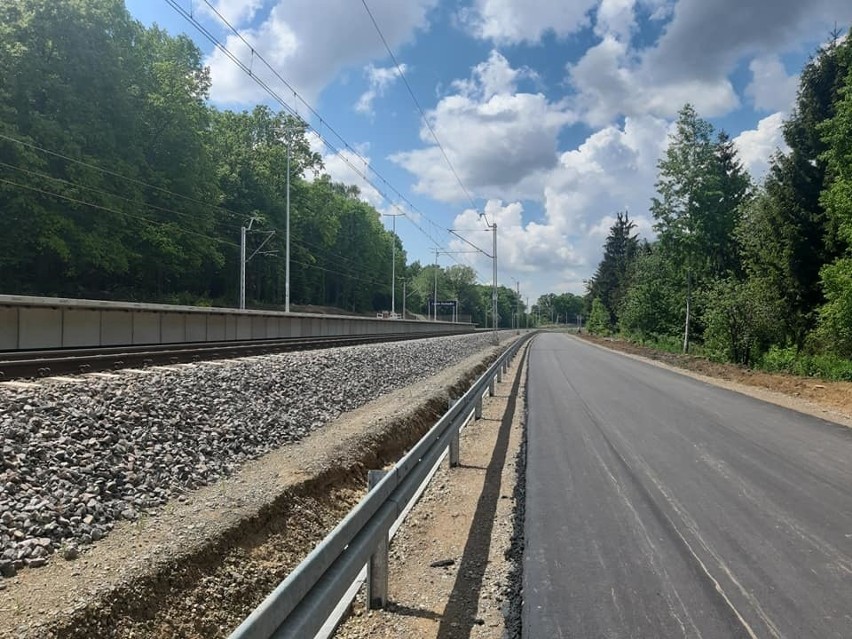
[[523, 333, 852, 638]]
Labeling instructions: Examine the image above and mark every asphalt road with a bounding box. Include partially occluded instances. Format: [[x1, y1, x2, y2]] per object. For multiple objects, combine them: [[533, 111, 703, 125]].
[[522, 333, 852, 639]]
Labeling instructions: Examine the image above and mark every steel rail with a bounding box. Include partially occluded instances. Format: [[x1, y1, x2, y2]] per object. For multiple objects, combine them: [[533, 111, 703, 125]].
[[228, 331, 534, 639], [0, 331, 473, 381]]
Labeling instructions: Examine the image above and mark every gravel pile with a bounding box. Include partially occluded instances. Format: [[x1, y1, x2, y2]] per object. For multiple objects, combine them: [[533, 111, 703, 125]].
[[0, 333, 499, 578]]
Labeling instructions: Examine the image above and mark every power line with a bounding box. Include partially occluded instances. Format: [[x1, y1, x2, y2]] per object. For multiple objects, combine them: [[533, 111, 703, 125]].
[[0, 174, 409, 290], [0, 177, 239, 247], [179, 0, 492, 265], [0, 160, 243, 233], [0, 131, 245, 223], [359, 0, 482, 221], [166, 0, 493, 288], [176, 0, 456, 252]]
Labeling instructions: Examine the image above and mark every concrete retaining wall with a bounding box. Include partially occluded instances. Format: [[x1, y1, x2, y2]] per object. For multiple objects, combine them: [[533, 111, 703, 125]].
[[0, 295, 468, 351]]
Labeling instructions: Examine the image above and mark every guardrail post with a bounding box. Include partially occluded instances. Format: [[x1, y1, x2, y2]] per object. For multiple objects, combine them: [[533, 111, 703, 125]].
[[366, 470, 389, 610], [475, 394, 483, 420], [449, 425, 460, 467], [496, 366, 503, 383], [448, 398, 460, 467], [489, 375, 496, 396]]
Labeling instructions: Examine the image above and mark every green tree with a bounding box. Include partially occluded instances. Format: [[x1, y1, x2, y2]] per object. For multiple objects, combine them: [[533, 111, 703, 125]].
[[815, 56, 852, 355], [650, 105, 751, 352], [651, 105, 716, 351], [587, 211, 639, 325], [619, 245, 684, 339], [587, 298, 610, 335], [739, 32, 852, 349], [702, 278, 784, 365]]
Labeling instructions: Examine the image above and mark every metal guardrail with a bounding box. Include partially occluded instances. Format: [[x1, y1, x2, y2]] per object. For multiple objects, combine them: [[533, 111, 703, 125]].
[[229, 331, 535, 639]]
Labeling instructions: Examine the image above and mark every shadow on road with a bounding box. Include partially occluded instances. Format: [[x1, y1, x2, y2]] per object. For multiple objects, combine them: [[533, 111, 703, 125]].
[[435, 355, 523, 639]]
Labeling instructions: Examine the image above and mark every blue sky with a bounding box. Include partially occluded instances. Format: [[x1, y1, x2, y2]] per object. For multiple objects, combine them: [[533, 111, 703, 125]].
[[127, 0, 851, 302]]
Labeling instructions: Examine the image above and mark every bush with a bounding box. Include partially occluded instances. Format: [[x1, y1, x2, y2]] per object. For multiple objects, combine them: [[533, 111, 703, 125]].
[[587, 298, 611, 336], [758, 345, 852, 380], [702, 278, 784, 366]]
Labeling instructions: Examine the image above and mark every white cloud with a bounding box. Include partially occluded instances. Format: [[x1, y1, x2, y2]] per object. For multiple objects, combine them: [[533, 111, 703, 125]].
[[356, 64, 408, 117], [746, 55, 798, 113], [461, 0, 598, 44], [451, 50, 533, 99], [566, 0, 851, 128], [392, 51, 573, 202], [644, 0, 852, 83], [567, 35, 739, 127], [444, 116, 667, 298], [595, 0, 636, 40], [205, 0, 437, 107], [306, 133, 384, 208], [733, 112, 789, 182], [451, 200, 584, 286], [200, 0, 264, 27]]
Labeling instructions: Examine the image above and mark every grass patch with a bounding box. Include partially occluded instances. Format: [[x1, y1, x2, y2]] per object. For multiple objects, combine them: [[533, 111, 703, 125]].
[[758, 346, 852, 381]]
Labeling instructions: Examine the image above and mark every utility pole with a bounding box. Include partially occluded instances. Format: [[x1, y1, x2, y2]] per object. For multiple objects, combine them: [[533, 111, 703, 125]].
[[285, 126, 291, 313], [239, 225, 246, 310], [516, 280, 520, 331], [239, 217, 276, 311], [492, 222, 498, 344], [433, 248, 439, 321]]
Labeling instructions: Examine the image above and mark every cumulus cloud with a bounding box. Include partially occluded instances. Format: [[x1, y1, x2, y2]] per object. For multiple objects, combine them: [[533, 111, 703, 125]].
[[204, 0, 437, 107], [733, 112, 789, 182], [445, 115, 667, 297], [644, 0, 851, 82], [306, 133, 384, 208], [746, 55, 798, 113], [595, 0, 637, 40], [200, 0, 265, 27], [460, 0, 598, 44], [356, 64, 408, 117], [566, 0, 850, 128], [391, 51, 573, 202], [567, 35, 738, 126]]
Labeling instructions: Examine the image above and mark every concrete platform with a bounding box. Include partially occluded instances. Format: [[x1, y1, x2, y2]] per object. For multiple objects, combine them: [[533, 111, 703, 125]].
[[0, 295, 468, 351]]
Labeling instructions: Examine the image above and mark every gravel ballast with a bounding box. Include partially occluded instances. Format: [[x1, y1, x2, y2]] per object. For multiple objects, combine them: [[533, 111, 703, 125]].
[[0, 333, 501, 579]]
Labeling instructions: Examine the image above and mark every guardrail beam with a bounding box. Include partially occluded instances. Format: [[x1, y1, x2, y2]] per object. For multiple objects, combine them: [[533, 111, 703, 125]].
[[228, 332, 536, 639]]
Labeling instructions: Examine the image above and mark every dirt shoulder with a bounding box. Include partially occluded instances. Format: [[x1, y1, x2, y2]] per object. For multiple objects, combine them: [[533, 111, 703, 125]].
[[335, 341, 529, 639], [576, 332, 852, 428], [0, 341, 513, 638]]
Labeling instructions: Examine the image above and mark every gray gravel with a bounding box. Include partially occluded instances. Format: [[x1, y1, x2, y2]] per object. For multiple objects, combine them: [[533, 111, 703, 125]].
[[0, 333, 500, 578]]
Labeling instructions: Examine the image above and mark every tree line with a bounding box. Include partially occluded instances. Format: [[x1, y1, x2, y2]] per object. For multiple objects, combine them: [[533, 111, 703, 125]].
[[0, 0, 525, 325], [584, 30, 852, 377]]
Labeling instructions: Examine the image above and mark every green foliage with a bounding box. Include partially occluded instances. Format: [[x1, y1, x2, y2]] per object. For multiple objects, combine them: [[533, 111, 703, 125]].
[[0, 0, 414, 314], [702, 278, 783, 365], [619, 247, 683, 339], [648, 105, 753, 352], [535, 292, 584, 325], [815, 258, 852, 356], [759, 345, 852, 381], [587, 298, 610, 336], [739, 34, 852, 349], [586, 211, 639, 325]]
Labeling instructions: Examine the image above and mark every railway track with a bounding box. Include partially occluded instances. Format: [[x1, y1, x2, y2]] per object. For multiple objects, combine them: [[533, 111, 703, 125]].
[[0, 330, 473, 381]]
